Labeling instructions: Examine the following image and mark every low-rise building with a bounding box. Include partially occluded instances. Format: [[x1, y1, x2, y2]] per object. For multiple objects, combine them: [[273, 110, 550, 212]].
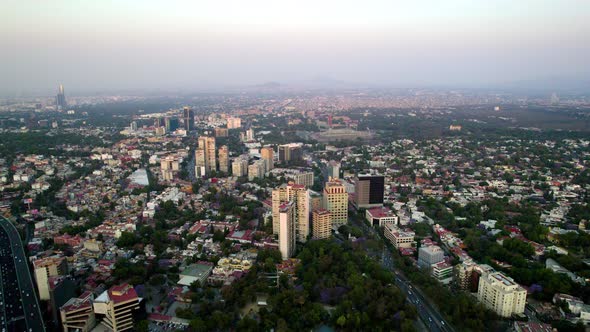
[[383, 223, 415, 249], [178, 263, 214, 286], [366, 206, 398, 227]]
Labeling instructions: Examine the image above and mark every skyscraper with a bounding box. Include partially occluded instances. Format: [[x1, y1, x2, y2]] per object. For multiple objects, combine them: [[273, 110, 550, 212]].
[[278, 143, 303, 164], [247, 160, 265, 181], [279, 202, 296, 259], [260, 147, 274, 172], [183, 107, 195, 131], [327, 160, 341, 179], [272, 183, 310, 242], [354, 174, 385, 209], [165, 117, 179, 132], [195, 136, 216, 176], [293, 171, 314, 188], [226, 117, 241, 129], [323, 178, 348, 227], [232, 158, 248, 177], [60, 291, 96, 332], [154, 117, 165, 128], [33, 256, 67, 300], [246, 128, 255, 141], [312, 209, 331, 240], [218, 145, 229, 173], [56, 84, 67, 110]]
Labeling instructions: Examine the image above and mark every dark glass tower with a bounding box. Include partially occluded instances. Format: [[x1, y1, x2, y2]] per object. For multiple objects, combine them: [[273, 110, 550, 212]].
[[183, 107, 194, 131], [56, 84, 67, 110]]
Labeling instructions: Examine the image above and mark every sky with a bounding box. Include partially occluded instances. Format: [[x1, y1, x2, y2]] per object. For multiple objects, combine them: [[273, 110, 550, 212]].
[[1, 0, 589, 95]]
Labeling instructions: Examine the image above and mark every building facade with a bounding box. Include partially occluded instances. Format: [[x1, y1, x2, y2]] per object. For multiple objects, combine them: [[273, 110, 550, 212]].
[[183, 107, 194, 131], [477, 271, 527, 317], [232, 158, 248, 177], [33, 256, 67, 300], [383, 223, 415, 249], [354, 174, 385, 209], [60, 292, 96, 332], [323, 178, 348, 227], [312, 209, 331, 240], [294, 172, 314, 188], [278, 143, 303, 164], [279, 202, 296, 259], [93, 284, 141, 332], [196, 136, 216, 176], [418, 245, 444, 269], [272, 183, 310, 242], [218, 145, 229, 173], [260, 147, 274, 172]]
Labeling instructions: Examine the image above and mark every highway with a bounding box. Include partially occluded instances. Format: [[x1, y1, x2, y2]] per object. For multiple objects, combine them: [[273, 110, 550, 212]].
[[0, 216, 45, 332], [351, 215, 454, 332]]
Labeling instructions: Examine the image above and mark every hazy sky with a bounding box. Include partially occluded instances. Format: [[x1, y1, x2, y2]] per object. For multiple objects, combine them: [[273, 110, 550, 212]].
[[1, 0, 589, 94]]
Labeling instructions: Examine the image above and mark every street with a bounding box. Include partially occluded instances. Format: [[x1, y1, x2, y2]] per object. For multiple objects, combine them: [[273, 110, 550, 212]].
[[351, 214, 454, 332], [0, 216, 45, 332]]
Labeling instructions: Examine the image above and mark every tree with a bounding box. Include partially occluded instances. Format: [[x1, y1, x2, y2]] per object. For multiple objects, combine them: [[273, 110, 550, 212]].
[[136, 320, 149, 332]]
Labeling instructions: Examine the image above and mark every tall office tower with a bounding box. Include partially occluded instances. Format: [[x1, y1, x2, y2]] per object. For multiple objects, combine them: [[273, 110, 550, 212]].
[[260, 147, 275, 172], [226, 116, 242, 129], [272, 183, 310, 242], [279, 202, 296, 259], [246, 128, 255, 141], [354, 174, 385, 209], [218, 145, 229, 173], [93, 283, 141, 332], [154, 117, 165, 128], [247, 160, 265, 181], [323, 178, 348, 227], [183, 107, 195, 131], [195, 149, 207, 177], [33, 256, 68, 300], [294, 171, 314, 188], [327, 160, 341, 179], [477, 271, 527, 317], [56, 84, 67, 109], [196, 136, 217, 175], [160, 156, 180, 181], [232, 158, 248, 177], [278, 143, 303, 163], [312, 209, 332, 240], [60, 291, 97, 332], [214, 127, 229, 137], [130, 121, 138, 131], [165, 117, 179, 132]]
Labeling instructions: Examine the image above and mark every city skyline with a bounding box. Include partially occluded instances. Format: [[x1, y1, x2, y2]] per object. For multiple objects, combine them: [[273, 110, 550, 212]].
[[2, 0, 590, 95]]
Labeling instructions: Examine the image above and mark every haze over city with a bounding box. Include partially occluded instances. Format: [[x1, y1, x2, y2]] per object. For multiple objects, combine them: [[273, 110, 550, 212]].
[[2, 2, 590, 332], [2, 0, 590, 95]]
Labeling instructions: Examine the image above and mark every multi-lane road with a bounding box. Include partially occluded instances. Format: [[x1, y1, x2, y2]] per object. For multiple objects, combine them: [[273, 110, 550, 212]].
[[0, 216, 45, 332], [350, 215, 454, 332], [382, 251, 454, 332]]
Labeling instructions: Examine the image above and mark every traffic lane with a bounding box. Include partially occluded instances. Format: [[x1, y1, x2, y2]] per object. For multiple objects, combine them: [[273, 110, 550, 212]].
[[0, 219, 45, 332], [390, 270, 449, 332], [382, 254, 451, 331]]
